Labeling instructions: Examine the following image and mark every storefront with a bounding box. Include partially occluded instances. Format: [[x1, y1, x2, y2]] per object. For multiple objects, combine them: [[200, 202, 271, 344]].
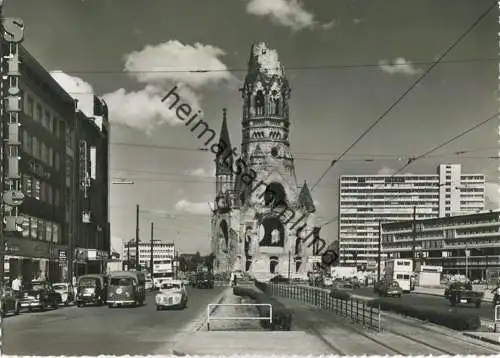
[[4, 236, 69, 284], [74, 248, 108, 276]]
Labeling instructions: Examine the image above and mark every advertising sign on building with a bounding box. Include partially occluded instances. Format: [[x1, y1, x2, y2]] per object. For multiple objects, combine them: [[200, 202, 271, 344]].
[[87, 249, 97, 260], [58, 250, 67, 260]]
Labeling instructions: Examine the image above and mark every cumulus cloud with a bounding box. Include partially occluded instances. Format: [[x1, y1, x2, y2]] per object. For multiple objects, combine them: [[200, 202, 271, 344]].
[[50, 70, 94, 117], [377, 166, 397, 175], [485, 182, 500, 207], [102, 84, 201, 133], [174, 199, 210, 215], [124, 40, 238, 89], [245, 0, 318, 31], [185, 166, 215, 177], [102, 40, 238, 132], [379, 57, 422, 76]]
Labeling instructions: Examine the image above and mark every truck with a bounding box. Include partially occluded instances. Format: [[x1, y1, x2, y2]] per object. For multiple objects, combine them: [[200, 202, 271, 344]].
[[194, 266, 214, 289], [152, 259, 174, 288]]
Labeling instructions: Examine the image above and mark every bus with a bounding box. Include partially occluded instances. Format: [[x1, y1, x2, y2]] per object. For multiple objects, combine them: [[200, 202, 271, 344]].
[[384, 259, 413, 293], [152, 259, 174, 288]]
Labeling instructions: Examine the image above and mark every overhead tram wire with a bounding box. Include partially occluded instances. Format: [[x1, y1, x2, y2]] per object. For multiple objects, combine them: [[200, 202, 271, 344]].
[[109, 141, 498, 159], [50, 57, 497, 78], [309, 1, 497, 193], [318, 110, 500, 229]]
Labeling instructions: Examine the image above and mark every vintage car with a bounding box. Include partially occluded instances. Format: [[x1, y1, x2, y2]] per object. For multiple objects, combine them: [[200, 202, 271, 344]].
[[378, 280, 403, 298], [76, 274, 107, 307], [53, 282, 74, 306], [107, 271, 145, 307], [155, 281, 188, 310], [20, 281, 61, 312], [0, 287, 20, 317], [446, 281, 484, 307]]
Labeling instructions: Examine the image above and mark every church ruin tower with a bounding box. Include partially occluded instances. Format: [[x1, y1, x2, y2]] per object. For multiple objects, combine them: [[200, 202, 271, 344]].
[[215, 108, 233, 210], [240, 42, 295, 176]]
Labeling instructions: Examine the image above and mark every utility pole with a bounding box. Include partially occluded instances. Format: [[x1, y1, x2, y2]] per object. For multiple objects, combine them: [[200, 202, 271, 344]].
[[411, 205, 417, 269], [126, 240, 130, 270], [150, 222, 154, 278], [135, 204, 140, 270], [377, 220, 382, 282]]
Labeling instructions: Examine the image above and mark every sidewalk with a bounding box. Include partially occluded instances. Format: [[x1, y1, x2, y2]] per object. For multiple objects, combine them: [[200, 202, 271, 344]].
[[172, 287, 333, 355]]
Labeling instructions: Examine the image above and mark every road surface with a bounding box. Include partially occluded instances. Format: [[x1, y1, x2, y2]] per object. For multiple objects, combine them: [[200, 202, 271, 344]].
[[3, 286, 224, 356], [352, 287, 497, 322]]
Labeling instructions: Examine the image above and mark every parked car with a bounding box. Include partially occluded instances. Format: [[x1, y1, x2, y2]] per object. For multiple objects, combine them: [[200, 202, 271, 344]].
[[20, 281, 61, 312], [155, 280, 188, 310], [378, 281, 402, 298], [0, 287, 20, 317], [52, 282, 74, 306], [446, 282, 484, 307], [76, 274, 107, 307]]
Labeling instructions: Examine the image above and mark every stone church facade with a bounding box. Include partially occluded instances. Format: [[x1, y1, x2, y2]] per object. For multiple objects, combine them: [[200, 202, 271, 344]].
[[210, 42, 316, 281]]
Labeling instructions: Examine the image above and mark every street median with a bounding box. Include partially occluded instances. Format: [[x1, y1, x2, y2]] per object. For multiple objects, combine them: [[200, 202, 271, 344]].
[[233, 285, 292, 331], [367, 298, 482, 331]]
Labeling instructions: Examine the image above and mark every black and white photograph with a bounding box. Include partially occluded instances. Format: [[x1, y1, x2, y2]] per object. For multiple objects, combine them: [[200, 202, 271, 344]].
[[0, 0, 499, 355]]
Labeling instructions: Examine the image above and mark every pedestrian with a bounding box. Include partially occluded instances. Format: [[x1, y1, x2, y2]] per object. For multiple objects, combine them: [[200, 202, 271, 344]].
[[11, 275, 22, 298]]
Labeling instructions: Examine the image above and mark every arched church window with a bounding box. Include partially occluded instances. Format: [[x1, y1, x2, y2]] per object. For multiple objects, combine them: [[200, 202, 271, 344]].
[[295, 257, 302, 272], [255, 90, 265, 115], [274, 98, 280, 115], [270, 256, 279, 274]]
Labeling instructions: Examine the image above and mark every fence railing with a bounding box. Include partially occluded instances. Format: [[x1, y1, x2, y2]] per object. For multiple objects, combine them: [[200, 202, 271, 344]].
[[268, 283, 382, 332], [494, 305, 500, 332], [206, 303, 273, 331]]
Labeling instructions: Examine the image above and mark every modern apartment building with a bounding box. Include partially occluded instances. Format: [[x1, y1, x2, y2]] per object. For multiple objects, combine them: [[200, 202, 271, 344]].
[[123, 240, 175, 269], [381, 210, 500, 280], [2, 46, 110, 283], [338, 164, 485, 267]]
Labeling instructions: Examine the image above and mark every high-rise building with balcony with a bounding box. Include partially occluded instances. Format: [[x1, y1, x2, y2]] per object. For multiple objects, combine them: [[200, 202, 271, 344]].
[[338, 164, 485, 267]]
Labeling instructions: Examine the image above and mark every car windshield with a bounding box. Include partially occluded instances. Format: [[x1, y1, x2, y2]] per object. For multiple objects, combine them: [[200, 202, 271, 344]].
[[79, 278, 97, 287], [161, 283, 181, 290], [53, 284, 67, 291], [110, 277, 134, 286]]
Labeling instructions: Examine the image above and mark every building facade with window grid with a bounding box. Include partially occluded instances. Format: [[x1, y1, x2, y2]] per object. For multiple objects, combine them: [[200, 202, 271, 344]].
[[3, 46, 110, 284], [123, 240, 175, 269], [381, 210, 500, 280], [338, 164, 485, 268], [3, 46, 76, 284]]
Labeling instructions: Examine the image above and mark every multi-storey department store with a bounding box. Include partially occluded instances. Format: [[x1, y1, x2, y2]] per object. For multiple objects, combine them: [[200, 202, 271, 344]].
[[381, 210, 500, 280], [338, 164, 485, 268], [2, 46, 110, 283], [123, 240, 175, 269]]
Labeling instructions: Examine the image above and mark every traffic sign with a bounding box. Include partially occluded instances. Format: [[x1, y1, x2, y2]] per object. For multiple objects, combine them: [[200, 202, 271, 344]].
[[2, 190, 25, 206]]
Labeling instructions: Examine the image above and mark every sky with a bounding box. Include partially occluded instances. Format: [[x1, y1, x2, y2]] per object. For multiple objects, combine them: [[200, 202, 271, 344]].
[[6, 0, 499, 255]]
